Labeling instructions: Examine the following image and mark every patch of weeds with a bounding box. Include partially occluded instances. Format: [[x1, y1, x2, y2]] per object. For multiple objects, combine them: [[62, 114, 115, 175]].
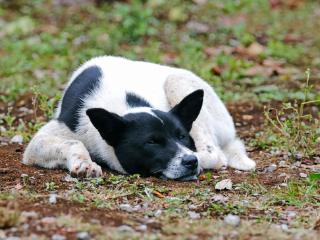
[[253, 69, 320, 159], [111, 0, 158, 43], [72, 192, 86, 203], [266, 178, 320, 208], [32, 86, 61, 119], [0, 205, 20, 228], [266, 40, 304, 63], [235, 182, 267, 196], [209, 202, 247, 216], [45, 181, 57, 191]]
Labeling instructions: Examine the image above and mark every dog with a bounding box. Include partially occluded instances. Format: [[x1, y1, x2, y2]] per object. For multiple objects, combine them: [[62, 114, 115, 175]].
[[23, 56, 256, 180]]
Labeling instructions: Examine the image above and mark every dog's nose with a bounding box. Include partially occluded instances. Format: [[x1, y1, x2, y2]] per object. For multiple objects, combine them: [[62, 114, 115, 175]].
[[181, 155, 198, 169]]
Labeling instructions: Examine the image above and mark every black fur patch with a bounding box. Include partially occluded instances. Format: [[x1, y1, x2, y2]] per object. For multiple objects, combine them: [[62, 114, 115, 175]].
[[58, 66, 102, 131], [126, 92, 151, 108]]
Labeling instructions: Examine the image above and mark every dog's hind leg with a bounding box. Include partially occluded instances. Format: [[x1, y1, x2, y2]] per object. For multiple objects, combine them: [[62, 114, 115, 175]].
[[164, 73, 228, 170], [23, 120, 102, 177]]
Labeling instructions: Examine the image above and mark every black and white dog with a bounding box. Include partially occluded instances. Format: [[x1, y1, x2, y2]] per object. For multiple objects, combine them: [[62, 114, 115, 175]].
[[23, 56, 256, 180]]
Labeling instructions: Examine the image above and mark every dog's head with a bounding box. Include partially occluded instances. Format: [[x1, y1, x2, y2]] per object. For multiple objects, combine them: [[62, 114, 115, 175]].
[[86, 90, 203, 180]]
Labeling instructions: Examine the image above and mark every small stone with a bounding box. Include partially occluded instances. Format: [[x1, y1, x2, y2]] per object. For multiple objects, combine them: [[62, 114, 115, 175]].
[[136, 224, 147, 232], [20, 173, 29, 178], [278, 173, 287, 178], [280, 183, 288, 187], [0, 126, 6, 133], [21, 211, 39, 219], [52, 234, 66, 240], [188, 204, 197, 210], [215, 179, 232, 190], [279, 161, 286, 167], [119, 204, 134, 212], [299, 173, 307, 178], [280, 224, 289, 232], [293, 161, 301, 167], [49, 193, 57, 204], [265, 164, 277, 173], [62, 175, 77, 182], [132, 204, 141, 211], [314, 157, 320, 164], [212, 194, 229, 203], [41, 217, 57, 225], [10, 135, 23, 144], [76, 231, 90, 240], [188, 211, 200, 219], [117, 225, 134, 232], [224, 214, 240, 227], [154, 209, 162, 217]]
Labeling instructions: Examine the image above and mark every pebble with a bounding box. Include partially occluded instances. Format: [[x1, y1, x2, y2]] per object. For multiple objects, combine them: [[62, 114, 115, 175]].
[[211, 194, 229, 203], [280, 183, 288, 187], [0, 126, 6, 132], [154, 209, 162, 217], [215, 179, 232, 190], [224, 214, 240, 227], [41, 217, 57, 225], [10, 135, 23, 144], [299, 173, 307, 178], [49, 193, 57, 204], [188, 211, 200, 219], [188, 204, 197, 210], [279, 161, 286, 167], [117, 225, 134, 232], [52, 234, 66, 240], [280, 224, 289, 232], [62, 175, 77, 182], [76, 231, 90, 240], [136, 224, 147, 232], [265, 164, 277, 173], [314, 157, 320, 164], [21, 211, 39, 219], [293, 161, 301, 167], [119, 203, 134, 212]]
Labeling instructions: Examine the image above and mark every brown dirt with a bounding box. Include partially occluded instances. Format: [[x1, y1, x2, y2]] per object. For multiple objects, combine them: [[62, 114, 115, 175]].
[[1, 93, 319, 239]]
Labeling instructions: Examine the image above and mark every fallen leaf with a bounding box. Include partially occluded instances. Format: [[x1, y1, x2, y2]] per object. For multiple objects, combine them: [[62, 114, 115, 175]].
[[246, 42, 265, 57], [153, 190, 165, 198], [215, 179, 232, 190], [199, 175, 207, 181]]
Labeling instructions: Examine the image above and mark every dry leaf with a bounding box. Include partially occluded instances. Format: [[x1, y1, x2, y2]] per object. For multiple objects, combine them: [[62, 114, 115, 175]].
[[153, 190, 165, 198]]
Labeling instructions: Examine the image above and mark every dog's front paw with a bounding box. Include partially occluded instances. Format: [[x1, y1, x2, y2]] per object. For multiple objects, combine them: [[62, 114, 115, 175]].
[[197, 150, 228, 170], [70, 157, 103, 178], [228, 156, 256, 171]]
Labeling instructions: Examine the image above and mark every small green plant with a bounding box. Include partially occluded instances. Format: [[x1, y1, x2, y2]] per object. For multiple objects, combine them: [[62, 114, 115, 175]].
[[45, 181, 57, 191], [256, 69, 320, 159], [209, 202, 246, 216]]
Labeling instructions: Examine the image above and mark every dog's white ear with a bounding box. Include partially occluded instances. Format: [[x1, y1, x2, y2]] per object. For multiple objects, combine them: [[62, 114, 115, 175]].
[[86, 108, 127, 146], [170, 89, 204, 131]]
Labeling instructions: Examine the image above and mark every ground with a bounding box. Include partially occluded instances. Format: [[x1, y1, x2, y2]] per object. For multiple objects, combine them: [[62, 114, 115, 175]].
[[0, 0, 320, 239]]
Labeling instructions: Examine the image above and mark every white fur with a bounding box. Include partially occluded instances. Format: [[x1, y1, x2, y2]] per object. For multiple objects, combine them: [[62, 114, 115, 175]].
[[23, 56, 256, 177]]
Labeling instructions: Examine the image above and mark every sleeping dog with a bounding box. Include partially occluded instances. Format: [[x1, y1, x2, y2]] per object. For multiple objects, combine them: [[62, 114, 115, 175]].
[[23, 56, 256, 180]]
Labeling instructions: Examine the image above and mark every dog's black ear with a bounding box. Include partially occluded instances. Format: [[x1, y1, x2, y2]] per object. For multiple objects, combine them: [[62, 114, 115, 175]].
[[170, 89, 204, 132], [86, 108, 127, 146]]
